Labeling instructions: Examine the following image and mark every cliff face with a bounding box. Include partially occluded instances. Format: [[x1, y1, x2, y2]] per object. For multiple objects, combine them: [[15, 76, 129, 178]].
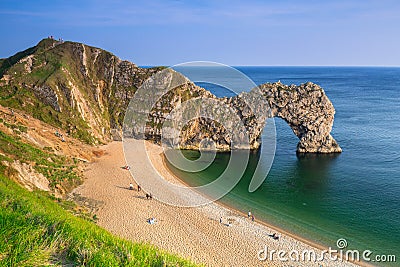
[[1, 39, 341, 153], [126, 70, 341, 153], [0, 38, 163, 144]]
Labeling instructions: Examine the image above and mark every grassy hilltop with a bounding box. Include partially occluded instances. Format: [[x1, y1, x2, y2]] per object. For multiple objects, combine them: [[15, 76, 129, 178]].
[[0, 38, 163, 144]]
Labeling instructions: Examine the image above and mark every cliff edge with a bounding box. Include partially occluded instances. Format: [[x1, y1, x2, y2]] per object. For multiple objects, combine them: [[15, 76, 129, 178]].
[[0, 39, 341, 153]]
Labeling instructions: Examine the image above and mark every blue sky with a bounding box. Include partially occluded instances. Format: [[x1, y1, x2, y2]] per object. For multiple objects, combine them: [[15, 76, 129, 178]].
[[1, 0, 399, 66]]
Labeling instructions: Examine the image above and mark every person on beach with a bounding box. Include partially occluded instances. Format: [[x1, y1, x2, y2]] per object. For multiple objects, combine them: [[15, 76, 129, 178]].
[[129, 183, 134, 190], [251, 214, 255, 222], [147, 217, 157, 224], [137, 184, 141, 191], [248, 211, 252, 218], [219, 217, 222, 224], [270, 233, 279, 240]]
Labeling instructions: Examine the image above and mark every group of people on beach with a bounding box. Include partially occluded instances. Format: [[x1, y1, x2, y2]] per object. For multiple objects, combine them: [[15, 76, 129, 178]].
[[128, 182, 155, 223], [219, 211, 256, 227], [248, 211, 280, 240], [129, 182, 152, 199], [219, 211, 280, 240], [248, 211, 255, 222]]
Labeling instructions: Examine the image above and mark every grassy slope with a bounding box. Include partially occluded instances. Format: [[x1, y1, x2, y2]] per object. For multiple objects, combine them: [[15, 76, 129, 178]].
[[0, 40, 103, 144], [0, 41, 199, 266], [0, 39, 167, 145], [0, 45, 37, 77], [0, 129, 80, 188], [0, 129, 197, 266], [0, 174, 197, 267]]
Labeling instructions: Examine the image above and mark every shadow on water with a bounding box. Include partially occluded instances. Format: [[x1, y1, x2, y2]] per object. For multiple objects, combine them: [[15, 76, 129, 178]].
[[287, 153, 341, 193], [168, 140, 341, 198]]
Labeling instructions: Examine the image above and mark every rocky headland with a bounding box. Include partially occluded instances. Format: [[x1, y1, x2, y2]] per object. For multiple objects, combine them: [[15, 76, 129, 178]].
[[0, 38, 341, 153]]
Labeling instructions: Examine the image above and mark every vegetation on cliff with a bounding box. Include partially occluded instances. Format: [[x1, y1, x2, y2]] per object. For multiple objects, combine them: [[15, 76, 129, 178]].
[[0, 37, 342, 266], [0, 38, 163, 144], [0, 102, 196, 266], [0, 113, 196, 266], [1, 38, 341, 153]]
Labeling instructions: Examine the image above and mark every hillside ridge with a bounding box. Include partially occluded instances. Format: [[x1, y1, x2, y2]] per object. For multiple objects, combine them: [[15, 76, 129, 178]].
[[0, 38, 163, 144], [1, 39, 341, 153]]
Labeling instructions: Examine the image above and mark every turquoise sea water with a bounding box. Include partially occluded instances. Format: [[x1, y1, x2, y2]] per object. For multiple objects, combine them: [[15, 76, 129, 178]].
[[166, 67, 400, 266]]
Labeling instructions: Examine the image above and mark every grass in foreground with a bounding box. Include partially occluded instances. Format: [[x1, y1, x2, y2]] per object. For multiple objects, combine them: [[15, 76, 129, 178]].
[[0, 174, 198, 266]]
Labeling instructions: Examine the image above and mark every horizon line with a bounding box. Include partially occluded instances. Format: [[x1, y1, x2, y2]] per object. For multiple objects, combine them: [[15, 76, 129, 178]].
[[140, 65, 400, 68]]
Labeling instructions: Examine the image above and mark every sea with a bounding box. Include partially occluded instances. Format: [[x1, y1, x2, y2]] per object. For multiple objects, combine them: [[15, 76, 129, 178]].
[[164, 66, 400, 266]]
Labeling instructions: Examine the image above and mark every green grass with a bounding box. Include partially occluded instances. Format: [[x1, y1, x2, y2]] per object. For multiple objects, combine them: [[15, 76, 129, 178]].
[[0, 129, 198, 266], [0, 130, 80, 187], [0, 39, 165, 146], [2, 121, 28, 134], [0, 44, 99, 145], [0, 173, 198, 266], [0, 45, 37, 77]]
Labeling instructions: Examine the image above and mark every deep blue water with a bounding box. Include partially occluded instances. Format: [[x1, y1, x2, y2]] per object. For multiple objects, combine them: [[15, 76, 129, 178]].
[[166, 67, 400, 266]]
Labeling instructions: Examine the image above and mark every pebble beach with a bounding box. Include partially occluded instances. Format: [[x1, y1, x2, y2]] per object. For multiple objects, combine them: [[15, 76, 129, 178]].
[[73, 141, 364, 267]]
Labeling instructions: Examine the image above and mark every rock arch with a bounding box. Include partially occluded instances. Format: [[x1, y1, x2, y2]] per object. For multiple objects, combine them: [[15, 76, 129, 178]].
[[127, 69, 341, 154], [210, 81, 342, 153], [255, 81, 342, 153]]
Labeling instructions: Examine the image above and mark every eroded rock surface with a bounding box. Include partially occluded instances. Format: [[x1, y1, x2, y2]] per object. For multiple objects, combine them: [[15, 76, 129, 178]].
[[174, 81, 342, 153], [124, 70, 341, 153], [1, 39, 341, 153]]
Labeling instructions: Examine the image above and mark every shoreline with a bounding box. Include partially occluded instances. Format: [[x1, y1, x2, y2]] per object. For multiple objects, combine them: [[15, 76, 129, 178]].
[[160, 152, 327, 249], [160, 151, 373, 267], [75, 141, 366, 267]]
